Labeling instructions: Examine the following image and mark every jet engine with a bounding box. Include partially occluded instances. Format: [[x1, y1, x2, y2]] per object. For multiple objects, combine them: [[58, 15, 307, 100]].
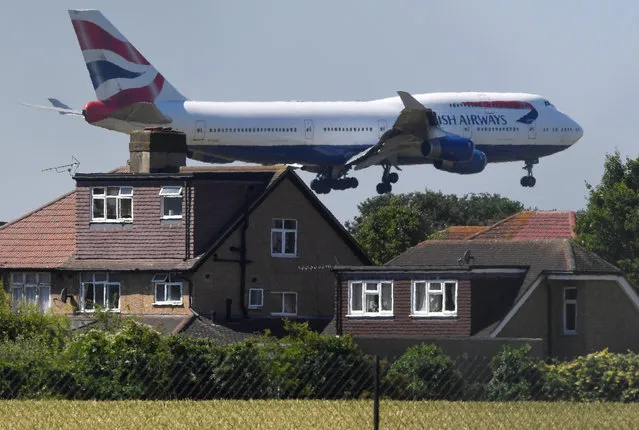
[[433, 149, 487, 175], [421, 136, 474, 162]]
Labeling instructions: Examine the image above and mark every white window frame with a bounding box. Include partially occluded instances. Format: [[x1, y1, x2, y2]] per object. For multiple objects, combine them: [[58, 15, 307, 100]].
[[248, 288, 264, 309], [91, 186, 133, 223], [411, 280, 458, 317], [10, 272, 51, 312], [159, 186, 183, 220], [80, 272, 121, 312], [271, 218, 297, 257], [563, 286, 577, 335], [348, 280, 393, 317], [152, 273, 183, 306], [271, 291, 297, 316]]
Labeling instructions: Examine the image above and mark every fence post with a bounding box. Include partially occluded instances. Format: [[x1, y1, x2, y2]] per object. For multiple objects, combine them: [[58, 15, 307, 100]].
[[373, 355, 380, 430]]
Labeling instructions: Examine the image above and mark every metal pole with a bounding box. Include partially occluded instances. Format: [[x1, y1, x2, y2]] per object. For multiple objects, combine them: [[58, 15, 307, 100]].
[[374, 355, 380, 430]]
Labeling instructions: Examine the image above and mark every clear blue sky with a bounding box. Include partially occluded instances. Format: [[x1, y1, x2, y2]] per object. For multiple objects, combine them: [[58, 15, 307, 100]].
[[2, 1, 637, 224]]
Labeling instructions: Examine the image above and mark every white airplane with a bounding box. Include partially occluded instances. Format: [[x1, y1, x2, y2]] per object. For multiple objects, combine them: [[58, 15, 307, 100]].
[[25, 9, 584, 195]]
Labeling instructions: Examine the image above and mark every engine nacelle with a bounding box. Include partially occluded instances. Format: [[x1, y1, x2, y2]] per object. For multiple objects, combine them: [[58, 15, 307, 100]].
[[421, 136, 474, 162], [433, 149, 487, 175]]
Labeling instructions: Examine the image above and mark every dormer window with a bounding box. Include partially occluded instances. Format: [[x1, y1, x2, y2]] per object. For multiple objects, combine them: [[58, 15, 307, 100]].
[[159, 186, 183, 219], [91, 186, 133, 222]]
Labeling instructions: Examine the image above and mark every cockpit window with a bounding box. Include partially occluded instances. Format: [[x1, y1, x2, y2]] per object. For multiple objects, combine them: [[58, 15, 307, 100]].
[[544, 100, 555, 108]]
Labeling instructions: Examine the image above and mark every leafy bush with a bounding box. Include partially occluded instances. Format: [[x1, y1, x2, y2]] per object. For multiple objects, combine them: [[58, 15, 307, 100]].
[[383, 344, 463, 400], [486, 344, 543, 401]]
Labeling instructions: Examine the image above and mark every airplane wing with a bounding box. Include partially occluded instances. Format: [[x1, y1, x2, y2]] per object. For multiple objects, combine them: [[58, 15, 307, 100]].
[[106, 102, 172, 125], [345, 91, 445, 170]]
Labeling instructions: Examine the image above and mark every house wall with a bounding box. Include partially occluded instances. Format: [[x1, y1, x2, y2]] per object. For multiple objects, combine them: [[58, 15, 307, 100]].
[[75, 180, 193, 259], [190, 177, 368, 320], [499, 278, 639, 358], [339, 278, 472, 337]]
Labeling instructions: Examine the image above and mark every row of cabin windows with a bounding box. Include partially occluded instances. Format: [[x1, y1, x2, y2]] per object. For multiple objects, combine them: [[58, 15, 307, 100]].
[[477, 127, 521, 132], [323, 127, 374, 132], [207, 127, 298, 133]]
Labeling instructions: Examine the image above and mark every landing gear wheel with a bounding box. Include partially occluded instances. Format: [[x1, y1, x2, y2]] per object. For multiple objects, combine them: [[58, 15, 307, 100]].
[[388, 172, 399, 184], [311, 178, 331, 194], [376, 182, 392, 194]]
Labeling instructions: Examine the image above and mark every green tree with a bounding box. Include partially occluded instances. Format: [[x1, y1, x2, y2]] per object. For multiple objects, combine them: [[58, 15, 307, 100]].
[[346, 190, 525, 264], [575, 150, 639, 286]]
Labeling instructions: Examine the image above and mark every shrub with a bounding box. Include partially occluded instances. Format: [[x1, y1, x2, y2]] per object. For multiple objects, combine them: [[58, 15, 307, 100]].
[[383, 344, 463, 400], [486, 344, 543, 401]]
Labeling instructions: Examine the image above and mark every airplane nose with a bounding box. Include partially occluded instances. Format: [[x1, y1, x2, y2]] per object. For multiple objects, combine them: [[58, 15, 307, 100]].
[[565, 115, 583, 145]]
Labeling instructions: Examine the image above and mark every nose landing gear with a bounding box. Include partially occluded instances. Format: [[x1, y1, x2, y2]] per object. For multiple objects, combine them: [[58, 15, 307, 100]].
[[521, 159, 538, 187]]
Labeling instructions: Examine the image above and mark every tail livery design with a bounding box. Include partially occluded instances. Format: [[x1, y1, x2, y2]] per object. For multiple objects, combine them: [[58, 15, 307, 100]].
[[68, 9, 187, 125]]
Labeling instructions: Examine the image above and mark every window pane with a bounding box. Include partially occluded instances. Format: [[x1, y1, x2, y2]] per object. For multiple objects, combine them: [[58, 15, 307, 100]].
[[94, 284, 105, 308], [445, 283, 456, 312], [107, 187, 120, 196], [38, 273, 51, 284], [106, 198, 117, 219], [351, 283, 362, 311], [415, 283, 426, 312], [365, 294, 379, 313], [120, 187, 133, 196], [83, 283, 94, 310], [152, 274, 168, 283], [160, 186, 182, 196], [163, 197, 182, 216], [565, 303, 576, 331], [93, 199, 105, 219], [120, 199, 132, 219], [429, 292, 443, 313], [11, 273, 23, 284], [429, 282, 442, 291], [25, 273, 37, 285], [168, 284, 182, 302], [155, 284, 166, 302], [381, 283, 392, 311], [249, 289, 262, 307], [271, 231, 282, 254], [284, 294, 297, 314], [284, 219, 296, 229], [24, 286, 37, 304], [284, 232, 296, 254], [12, 287, 23, 304], [38, 286, 50, 312], [93, 187, 105, 195], [365, 282, 378, 291], [107, 284, 119, 309], [273, 219, 283, 229]]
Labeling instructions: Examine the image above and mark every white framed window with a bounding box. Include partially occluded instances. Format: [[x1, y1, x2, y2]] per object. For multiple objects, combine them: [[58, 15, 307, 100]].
[[412, 281, 457, 317], [10, 272, 51, 312], [271, 218, 297, 257], [80, 272, 120, 312], [349, 281, 393, 316], [91, 186, 133, 222], [159, 186, 183, 219], [248, 288, 264, 309], [271, 291, 297, 316], [152, 273, 183, 305], [563, 287, 577, 335]]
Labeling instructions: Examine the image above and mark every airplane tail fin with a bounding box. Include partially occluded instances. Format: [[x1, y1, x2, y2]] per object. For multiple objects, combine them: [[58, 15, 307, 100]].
[[68, 9, 188, 106]]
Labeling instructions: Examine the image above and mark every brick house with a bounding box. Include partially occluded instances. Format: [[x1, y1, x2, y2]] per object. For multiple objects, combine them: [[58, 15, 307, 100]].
[[0, 129, 371, 337], [332, 213, 639, 359]]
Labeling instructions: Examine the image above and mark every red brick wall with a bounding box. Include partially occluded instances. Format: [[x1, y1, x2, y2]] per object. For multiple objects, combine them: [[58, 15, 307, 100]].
[[340, 278, 471, 337], [75, 181, 191, 259]]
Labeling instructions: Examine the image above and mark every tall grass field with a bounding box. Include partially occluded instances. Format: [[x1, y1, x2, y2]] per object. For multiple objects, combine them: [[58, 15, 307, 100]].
[[1, 400, 638, 429]]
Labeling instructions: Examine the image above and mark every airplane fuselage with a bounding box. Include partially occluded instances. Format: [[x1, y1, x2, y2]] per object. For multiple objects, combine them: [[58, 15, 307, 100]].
[[93, 91, 583, 168]]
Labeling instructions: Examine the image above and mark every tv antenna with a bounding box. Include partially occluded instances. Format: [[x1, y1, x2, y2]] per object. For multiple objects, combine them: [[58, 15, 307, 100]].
[[42, 156, 80, 176]]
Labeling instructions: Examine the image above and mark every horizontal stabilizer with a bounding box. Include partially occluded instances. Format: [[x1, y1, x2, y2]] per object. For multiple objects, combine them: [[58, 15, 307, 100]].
[[22, 102, 83, 116], [106, 102, 171, 125]]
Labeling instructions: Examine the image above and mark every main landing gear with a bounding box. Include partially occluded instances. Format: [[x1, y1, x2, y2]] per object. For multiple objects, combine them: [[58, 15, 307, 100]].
[[310, 168, 359, 194], [520, 159, 538, 187], [376, 164, 399, 194]]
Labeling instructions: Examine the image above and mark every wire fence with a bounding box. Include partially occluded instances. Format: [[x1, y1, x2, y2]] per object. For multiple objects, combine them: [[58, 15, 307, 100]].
[[3, 342, 639, 429]]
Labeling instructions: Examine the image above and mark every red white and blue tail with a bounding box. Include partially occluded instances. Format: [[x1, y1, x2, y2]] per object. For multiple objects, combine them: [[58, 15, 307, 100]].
[[68, 9, 187, 106]]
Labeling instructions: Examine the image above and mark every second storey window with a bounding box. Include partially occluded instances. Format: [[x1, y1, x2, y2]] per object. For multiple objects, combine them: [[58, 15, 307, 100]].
[[10, 272, 51, 312], [349, 281, 393, 316], [92, 186, 133, 222], [152, 273, 183, 305], [271, 219, 297, 257], [80, 272, 120, 312], [412, 281, 457, 316], [159, 186, 183, 219]]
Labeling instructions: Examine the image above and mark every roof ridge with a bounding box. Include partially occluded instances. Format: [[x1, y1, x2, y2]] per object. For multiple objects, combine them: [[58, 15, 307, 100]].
[[467, 211, 530, 240], [0, 189, 76, 232]]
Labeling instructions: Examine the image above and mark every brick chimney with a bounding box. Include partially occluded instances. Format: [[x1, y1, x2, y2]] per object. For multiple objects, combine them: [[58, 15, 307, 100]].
[[129, 128, 187, 174]]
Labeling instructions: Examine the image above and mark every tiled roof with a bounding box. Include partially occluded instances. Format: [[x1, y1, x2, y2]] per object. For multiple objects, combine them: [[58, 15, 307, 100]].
[[430, 226, 487, 240], [467, 211, 577, 240], [61, 257, 198, 271], [0, 192, 76, 269]]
